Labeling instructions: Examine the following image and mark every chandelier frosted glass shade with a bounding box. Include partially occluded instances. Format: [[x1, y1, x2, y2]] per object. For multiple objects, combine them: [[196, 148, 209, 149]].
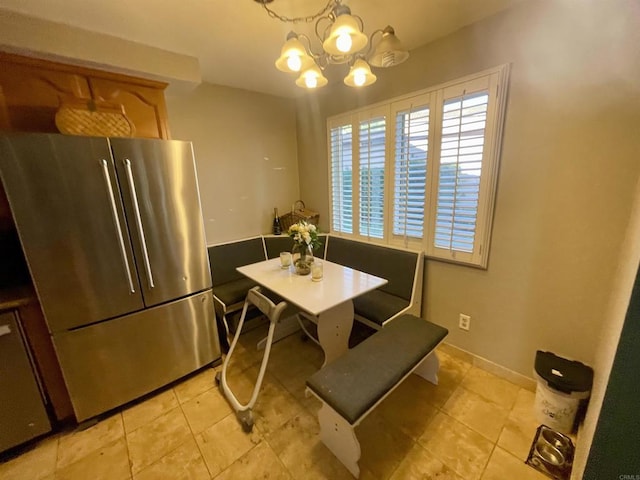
[[322, 9, 368, 56], [368, 26, 410, 68], [343, 58, 377, 87], [295, 65, 329, 89], [275, 33, 316, 73]]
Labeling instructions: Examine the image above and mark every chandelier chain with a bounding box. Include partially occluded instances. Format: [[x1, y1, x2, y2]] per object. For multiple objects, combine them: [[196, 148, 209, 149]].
[[260, 0, 337, 24]]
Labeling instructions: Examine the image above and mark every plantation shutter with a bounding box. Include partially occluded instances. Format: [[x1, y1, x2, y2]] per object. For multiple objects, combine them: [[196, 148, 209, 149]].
[[434, 90, 489, 254], [393, 105, 429, 240], [330, 123, 353, 234], [359, 116, 386, 239], [328, 66, 508, 267]]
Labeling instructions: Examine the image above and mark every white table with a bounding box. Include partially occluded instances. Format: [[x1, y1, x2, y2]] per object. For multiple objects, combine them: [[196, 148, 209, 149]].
[[237, 258, 387, 366]]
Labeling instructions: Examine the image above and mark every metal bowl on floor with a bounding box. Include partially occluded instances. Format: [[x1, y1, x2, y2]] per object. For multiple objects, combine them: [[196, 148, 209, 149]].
[[541, 427, 573, 455], [535, 441, 566, 467]]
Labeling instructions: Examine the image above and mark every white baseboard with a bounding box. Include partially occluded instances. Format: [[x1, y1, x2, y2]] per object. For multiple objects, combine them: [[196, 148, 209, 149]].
[[439, 342, 537, 392]]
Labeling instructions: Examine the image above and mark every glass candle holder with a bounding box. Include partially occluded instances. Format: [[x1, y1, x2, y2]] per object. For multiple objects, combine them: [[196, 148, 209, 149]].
[[280, 251, 292, 269], [311, 261, 323, 281]]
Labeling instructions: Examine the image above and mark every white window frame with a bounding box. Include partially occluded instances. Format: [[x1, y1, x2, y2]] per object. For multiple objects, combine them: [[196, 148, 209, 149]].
[[327, 65, 509, 268]]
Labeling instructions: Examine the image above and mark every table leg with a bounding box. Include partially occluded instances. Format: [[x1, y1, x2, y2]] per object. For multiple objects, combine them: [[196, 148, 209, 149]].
[[316, 300, 354, 367]]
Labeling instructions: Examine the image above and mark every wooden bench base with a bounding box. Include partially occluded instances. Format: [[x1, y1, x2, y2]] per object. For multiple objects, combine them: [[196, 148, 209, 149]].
[[306, 314, 448, 478], [317, 403, 362, 477], [312, 353, 441, 478]]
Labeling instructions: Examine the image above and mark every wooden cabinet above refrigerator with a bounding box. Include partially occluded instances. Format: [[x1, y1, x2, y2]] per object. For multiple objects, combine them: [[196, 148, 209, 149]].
[[0, 52, 170, 139]]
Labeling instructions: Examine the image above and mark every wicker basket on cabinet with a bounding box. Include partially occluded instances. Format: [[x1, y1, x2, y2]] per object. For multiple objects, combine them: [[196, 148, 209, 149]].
[[279, 200, 319, 231]]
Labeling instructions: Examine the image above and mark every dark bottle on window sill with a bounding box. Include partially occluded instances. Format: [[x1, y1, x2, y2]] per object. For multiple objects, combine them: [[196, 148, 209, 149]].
[[273, 208, 282, 235]]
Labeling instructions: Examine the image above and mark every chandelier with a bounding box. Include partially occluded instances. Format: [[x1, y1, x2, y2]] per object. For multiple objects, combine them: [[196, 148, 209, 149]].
[[255, 0, 410, 89]]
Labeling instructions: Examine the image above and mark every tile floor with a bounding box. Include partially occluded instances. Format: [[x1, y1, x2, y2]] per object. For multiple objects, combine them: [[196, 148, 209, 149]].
[[1, 322, 553, 480]]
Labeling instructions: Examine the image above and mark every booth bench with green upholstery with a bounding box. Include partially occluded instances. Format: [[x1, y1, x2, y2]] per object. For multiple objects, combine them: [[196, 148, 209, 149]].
[[306, 314, 448, 478], [325, 236, 423, 330], [208, 237, 265, 343]]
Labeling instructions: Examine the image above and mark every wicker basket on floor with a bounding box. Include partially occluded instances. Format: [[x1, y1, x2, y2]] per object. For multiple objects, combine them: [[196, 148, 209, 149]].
[[280, 200, 319, 231]]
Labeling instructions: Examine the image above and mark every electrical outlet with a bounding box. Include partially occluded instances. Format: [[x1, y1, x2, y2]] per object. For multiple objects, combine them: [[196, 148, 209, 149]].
[[459, 314, 471, 331]]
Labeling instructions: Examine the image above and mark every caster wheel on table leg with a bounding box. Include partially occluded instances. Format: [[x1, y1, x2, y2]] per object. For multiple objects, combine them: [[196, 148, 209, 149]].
[[237, 410, 254, 433]]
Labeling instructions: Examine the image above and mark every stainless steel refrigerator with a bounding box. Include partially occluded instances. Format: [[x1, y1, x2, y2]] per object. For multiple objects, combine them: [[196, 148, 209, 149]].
[[0, 133, 220, 421]]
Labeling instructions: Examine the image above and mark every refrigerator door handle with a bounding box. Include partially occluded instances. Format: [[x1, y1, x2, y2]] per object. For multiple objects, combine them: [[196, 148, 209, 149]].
[[101, 159, 136, 294], [124, 158, 155, 289]]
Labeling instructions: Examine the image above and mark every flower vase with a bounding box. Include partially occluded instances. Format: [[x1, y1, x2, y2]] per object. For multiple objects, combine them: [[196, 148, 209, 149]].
[[292, 243, 314, 275]]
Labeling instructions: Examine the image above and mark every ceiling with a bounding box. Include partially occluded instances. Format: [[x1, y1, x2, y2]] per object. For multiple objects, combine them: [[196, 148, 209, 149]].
[[0, 0, 523, 98]]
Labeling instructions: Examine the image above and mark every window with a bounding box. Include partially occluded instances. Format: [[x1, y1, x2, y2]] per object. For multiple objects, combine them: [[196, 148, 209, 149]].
[[328, 66, 509, 267]]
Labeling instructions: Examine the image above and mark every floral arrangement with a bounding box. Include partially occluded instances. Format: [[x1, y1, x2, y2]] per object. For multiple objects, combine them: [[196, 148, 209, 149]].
[[288, 221, 322, 251]]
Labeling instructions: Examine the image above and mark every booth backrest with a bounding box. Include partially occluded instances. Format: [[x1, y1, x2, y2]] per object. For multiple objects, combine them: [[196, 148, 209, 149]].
[[208, 237, 266, 286], [325, 237, 418, 301], [263, 236, 293, 259], [264, 234, 328, 260]]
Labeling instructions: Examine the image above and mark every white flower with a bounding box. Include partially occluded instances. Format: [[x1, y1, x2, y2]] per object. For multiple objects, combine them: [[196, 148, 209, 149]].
[[289, 220, 321, 250]]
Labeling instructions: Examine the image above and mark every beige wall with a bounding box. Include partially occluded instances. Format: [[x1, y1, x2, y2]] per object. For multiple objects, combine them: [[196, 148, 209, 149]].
[[166, 84, 300, 245], [571, 177, 640, 477], [0, 10, 201, 92], [297, 0, 640, 377]]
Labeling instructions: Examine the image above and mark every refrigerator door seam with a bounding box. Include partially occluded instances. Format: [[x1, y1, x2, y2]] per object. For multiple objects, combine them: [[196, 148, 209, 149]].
[[123, 158, 155, 289], [101, 159, 136, 294]]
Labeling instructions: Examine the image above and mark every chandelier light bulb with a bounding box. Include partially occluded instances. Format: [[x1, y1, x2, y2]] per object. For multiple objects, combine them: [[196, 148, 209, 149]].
[[336, 32, 352, 53], [344, 58, 376, 87], [275, 32, 315, 73], [287, 54, 302, 72], [306, 75, 318, 89], [295, 65, 328, 89], [322, 6, 368, 56]]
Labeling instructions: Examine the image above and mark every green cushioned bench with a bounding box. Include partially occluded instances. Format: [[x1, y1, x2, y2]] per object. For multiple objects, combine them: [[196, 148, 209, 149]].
[[325, 236, 423, 330], [306, 314, 448, 478], [208, 237, 266, 345]]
